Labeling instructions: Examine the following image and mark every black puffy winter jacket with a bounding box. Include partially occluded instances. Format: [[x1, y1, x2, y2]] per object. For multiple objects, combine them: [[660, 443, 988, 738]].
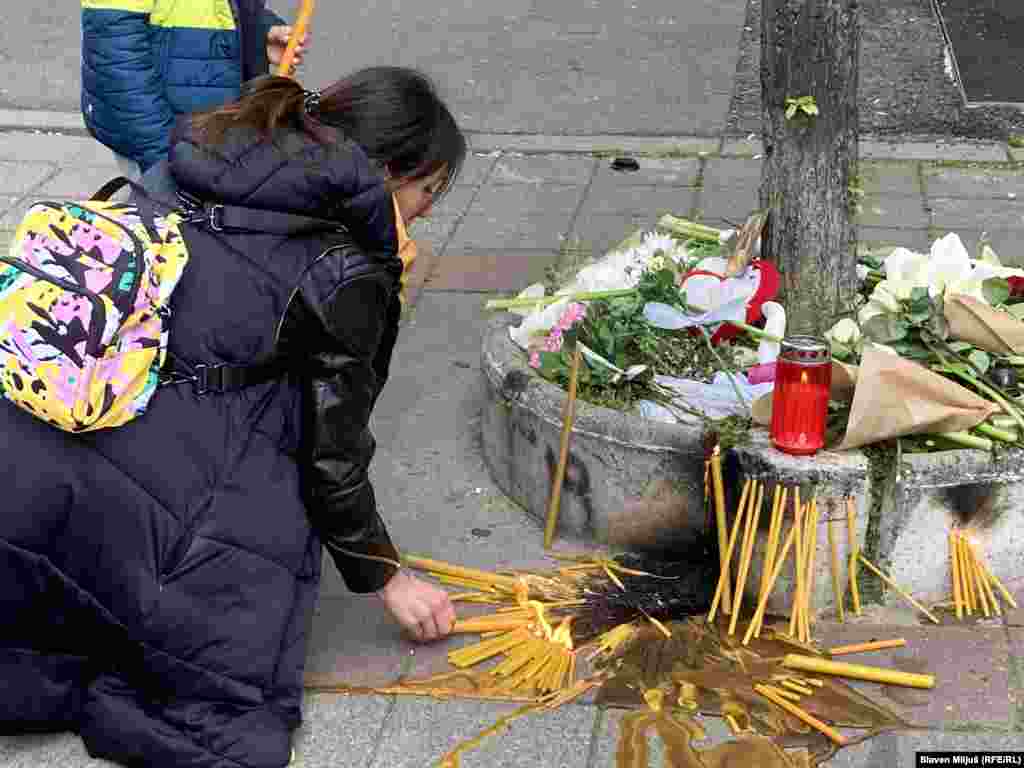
[[0, 121, 406, 767]]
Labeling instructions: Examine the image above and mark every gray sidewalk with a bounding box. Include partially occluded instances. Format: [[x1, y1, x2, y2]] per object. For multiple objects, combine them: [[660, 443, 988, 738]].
[[2, 129, 1024, 767]]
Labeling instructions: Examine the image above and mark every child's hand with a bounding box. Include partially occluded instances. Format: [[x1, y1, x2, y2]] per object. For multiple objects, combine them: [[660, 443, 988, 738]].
[[375, 569, 456, 642], [267, 25, 309, 72]]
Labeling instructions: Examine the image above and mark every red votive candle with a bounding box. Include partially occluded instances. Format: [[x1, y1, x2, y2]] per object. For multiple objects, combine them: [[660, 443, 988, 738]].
[[769, 335, 832, 456]]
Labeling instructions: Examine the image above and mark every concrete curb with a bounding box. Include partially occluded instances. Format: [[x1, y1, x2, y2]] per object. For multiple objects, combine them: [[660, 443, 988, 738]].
[[0, 111, 1020, 163]]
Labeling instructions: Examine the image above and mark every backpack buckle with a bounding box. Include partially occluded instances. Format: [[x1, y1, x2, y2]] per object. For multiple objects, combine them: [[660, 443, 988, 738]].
[[207, 204, 225, 232], [193, 363, 226, 395]]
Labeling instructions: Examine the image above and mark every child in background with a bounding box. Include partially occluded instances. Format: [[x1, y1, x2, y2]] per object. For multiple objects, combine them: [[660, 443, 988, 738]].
[[81, 0, 309, 176]]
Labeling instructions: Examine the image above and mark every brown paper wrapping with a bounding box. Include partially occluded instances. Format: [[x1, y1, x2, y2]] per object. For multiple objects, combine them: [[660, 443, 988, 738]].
[[945, 294, 1024, 356], [753, 349, 997, 450], [835, 347, 998, 450]]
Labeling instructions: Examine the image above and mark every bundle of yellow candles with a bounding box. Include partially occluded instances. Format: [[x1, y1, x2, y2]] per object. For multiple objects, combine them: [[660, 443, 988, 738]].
[[707, 478, 822, 644], [949, 529, 1018, 620]]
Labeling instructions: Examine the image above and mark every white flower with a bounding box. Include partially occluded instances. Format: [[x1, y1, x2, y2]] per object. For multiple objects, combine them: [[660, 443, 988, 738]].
[[883, 247, 928, 284], [920, 233, 972, 297], [641, 231, 676, 256], [509, 297, 571, 350], [826, 317, 862, 346], [864, 281, 903, 317], [856, 264, 870, 281]]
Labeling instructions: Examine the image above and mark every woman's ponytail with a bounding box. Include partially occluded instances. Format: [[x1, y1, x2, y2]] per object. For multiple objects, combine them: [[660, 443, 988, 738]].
[[191, 76, 310, 144]]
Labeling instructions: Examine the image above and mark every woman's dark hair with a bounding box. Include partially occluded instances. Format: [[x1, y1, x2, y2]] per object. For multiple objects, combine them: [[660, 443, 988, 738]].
[[191, 66, 466, 197]]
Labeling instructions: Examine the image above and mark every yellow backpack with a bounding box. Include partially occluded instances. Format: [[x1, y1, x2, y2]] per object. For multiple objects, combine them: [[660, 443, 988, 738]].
[[0, 178, 189, 431]]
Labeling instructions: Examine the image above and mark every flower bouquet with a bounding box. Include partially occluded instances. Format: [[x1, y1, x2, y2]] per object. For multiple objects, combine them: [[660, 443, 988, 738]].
[[486, 214, 787, 422], [808, 233, 1024, 451]]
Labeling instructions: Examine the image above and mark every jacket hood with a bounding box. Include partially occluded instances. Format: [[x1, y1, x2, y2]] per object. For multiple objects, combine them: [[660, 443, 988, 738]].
[[168, 122, 397, 253]]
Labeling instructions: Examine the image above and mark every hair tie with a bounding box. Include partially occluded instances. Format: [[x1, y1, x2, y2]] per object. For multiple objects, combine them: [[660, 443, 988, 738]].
[[302, 89, 322, 115]]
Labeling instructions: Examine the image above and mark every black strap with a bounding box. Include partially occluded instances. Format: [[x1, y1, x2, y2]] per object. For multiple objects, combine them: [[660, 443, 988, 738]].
[[200, 202, 343, 236], [91, 176, 136, 202], [92, 176, 343, 237], [158, 359, 287, 396]]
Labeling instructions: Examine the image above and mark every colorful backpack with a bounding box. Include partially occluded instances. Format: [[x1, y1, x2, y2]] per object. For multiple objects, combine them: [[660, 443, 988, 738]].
[[0, 178, 189, 432]]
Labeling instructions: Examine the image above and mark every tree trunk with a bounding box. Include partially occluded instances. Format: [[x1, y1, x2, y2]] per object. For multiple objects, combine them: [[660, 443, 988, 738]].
[[760, 0, 861, 336]]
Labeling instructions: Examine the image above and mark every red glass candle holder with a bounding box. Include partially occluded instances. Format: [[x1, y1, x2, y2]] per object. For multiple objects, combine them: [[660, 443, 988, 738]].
[[769, 335, 832, 456]]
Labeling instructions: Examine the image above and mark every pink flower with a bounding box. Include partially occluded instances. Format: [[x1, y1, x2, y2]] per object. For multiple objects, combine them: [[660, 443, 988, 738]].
[[543, 329, 564, 353], [556, 302, 587, 331], [529, 351, 541, 368]]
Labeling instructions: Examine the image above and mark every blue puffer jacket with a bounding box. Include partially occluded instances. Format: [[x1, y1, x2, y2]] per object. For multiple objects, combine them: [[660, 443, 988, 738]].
[[0, 123, 403, 767], [81, 0, 284, 171]]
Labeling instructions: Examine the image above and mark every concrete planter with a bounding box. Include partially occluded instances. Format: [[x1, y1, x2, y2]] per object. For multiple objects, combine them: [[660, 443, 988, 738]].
[[480, 314, 1024, 618]]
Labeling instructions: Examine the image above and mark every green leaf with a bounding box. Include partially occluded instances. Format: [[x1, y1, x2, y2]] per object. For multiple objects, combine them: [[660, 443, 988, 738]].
[[803, 103, 820, 116], [983, 277, 1011, 307], [1006, 303, 1024, 320], [949, 341, 974, 353], [925, 312, 949, 341], [909, 287, 929, 304], [969, 350, 992, 374], [785, 104, 797, 119], [537, 351, 567, 379], [906, 310, 932, 325], [892, 343, 932, 360], [861, 314, 909, 343]]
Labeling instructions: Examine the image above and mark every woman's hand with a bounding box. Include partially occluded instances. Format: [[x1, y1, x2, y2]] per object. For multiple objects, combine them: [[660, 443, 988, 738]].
[[267, 26, 308, 71], [376, 569, 456, 642]]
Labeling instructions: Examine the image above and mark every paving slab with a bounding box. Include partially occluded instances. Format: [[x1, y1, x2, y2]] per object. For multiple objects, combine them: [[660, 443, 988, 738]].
[[928, 198, 1024, 231], [921, 166, 1024, 200], [293, 693, 394, 768], [855, 196, 930, 230], [0, 160, 54, 196], [856, 226, 933, 253], [861, 141, 1007, 163], [408, 214, 464, 252], [446, 212, 575, 251], [0, 132, 120, 167], [810, 622, 1014, 729], [467, 184, 587, 217], [465, 134, 720, 157], [488, 154, 597, 186], [303, 594, 417, 688], [576, 185, 696, 217], [721, 137, 763, 158], [0, 732, 115, 768], [370, 696, 597, 768], [454, 152, 500, 189], [695, 185, 761, 227], [568, 212, 658, 260], [425, 249, 559, 292], [702, 157, 764, 190], [859, 161, 924, 199], [589, 158, 701, 188], [364, 293, 556, 576], [34, 166, 127, 198]]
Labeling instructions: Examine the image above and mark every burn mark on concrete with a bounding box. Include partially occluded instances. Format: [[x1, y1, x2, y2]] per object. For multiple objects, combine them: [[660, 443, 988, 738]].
[[545, 444, 596, 533]]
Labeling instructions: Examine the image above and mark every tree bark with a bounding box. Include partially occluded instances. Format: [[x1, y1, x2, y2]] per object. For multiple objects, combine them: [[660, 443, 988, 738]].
[[760, 0, 861, 336]]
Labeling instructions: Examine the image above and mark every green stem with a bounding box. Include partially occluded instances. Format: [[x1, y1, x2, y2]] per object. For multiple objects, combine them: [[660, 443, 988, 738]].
[[656, 214, 721, 243], [484, 288, 637, 311], [936, 431, 993, 452], [975, 422, 1018, 443], [724, 320, 783, 344], [945, 366, 1024, 433], [698, 326, 752, 418]]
